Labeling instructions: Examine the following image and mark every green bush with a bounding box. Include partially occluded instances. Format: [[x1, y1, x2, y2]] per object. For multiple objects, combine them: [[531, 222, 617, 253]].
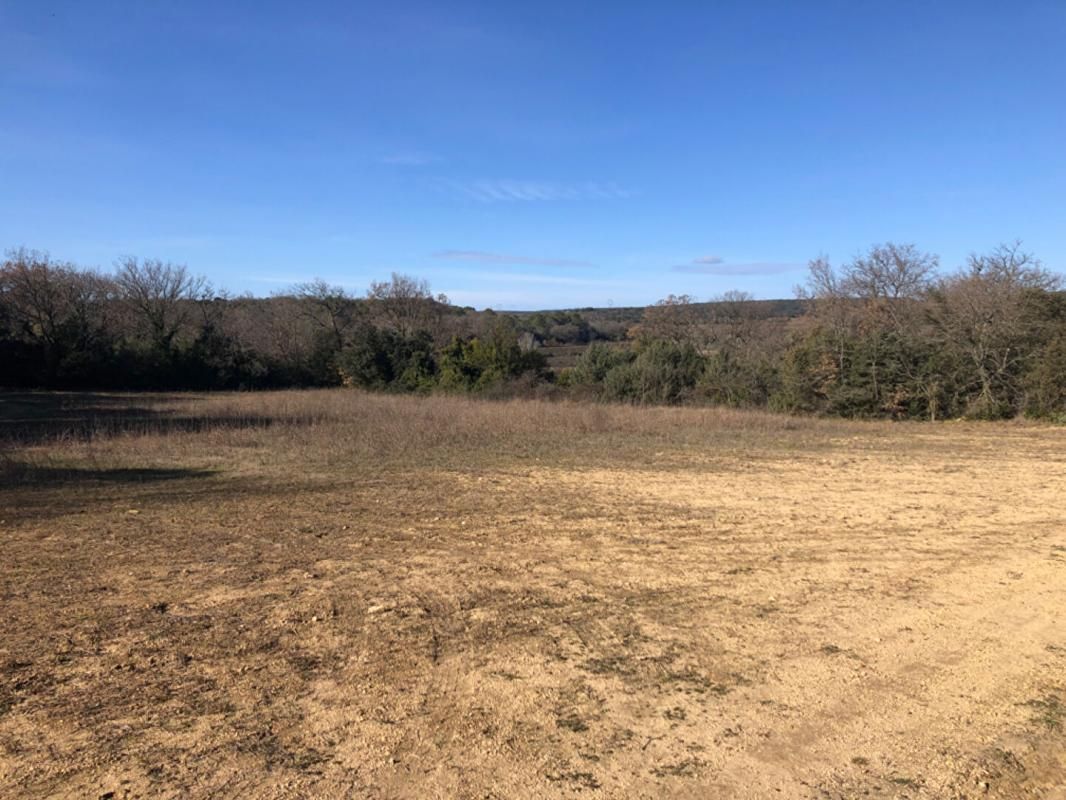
[[601, 340, 704, 404], [1024, 333, 1066, 418], [438, 322, 548, 392], [568, 343, 634, 388], [337, 327, 438, 392]]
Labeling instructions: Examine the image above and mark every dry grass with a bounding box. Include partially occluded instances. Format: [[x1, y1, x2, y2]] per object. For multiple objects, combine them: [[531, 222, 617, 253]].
[[1, 389, 844, 481], [1, 390, 1065, 798], [1, 387, 1006, 477]]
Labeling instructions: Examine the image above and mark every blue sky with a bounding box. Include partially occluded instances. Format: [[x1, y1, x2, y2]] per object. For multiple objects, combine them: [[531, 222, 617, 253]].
[[2, 1, 1064, 309]]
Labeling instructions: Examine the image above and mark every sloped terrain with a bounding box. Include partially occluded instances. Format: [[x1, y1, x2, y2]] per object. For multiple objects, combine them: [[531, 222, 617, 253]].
[[1, 391, 1064, 798]]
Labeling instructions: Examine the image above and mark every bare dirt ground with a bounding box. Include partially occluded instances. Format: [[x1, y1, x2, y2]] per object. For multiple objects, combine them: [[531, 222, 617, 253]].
[[1, 391, 1064, 798]]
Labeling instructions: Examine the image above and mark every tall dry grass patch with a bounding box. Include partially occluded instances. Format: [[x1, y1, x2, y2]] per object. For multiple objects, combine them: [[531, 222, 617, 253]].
[[1, 388, 934, 485]]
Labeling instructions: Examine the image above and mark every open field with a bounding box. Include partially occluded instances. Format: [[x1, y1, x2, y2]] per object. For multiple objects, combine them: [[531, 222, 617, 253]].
[[1, 390, 1065, 799]]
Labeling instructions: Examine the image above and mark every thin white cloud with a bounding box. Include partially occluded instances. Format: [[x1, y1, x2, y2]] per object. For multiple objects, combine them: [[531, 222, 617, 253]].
[[454, 270, 615, 287], [672, 258, 802, 276], [441, 179, 633, 203], [433, 250, 596, 268], [442, 284, 626, 311], [443, 288, 551, 309]]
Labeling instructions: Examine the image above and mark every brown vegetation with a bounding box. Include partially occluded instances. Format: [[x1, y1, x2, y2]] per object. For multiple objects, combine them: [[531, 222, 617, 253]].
[[2, 390, 1065, 798], [5, 241, 1065, 422]]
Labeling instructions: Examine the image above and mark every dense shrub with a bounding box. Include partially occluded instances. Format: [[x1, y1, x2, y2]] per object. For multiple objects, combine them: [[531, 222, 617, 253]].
[[439, 322, 548, 392], [2, 242, 1065, 421], [1025, 333, 1066, 419], [337, 327, 437, 392], [599, 340, 704, 404], [565, 343, 634, 389]]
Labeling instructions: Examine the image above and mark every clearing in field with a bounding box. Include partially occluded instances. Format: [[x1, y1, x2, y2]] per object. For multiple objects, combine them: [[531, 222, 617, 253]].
[[1, 390, 1065, 798]]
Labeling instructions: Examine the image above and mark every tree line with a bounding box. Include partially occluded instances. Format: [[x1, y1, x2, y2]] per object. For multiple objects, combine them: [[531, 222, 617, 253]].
[[1, 242, 1064, 420], [0, 249, 550, 393]]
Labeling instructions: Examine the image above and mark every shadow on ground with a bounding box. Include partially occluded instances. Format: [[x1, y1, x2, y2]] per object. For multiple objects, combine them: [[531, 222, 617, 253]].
[[0, 392, 281, 445], [0, 463, 216, 487]]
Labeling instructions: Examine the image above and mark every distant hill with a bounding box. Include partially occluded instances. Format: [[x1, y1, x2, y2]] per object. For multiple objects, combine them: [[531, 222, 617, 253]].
[[500, 298, 808, 325]]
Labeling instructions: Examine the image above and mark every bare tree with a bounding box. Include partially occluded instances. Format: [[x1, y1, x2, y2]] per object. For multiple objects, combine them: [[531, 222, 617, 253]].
[[842, 242, 937, 302], [193, 287, 232, 333], [366, 272, 447, 339], [800, 245, 939, 407], [709, 290, 758, 349], [242, 295, 318, 367], [114, 257, 207, 355], [639, 294, 702, 346], [1, 247, 114, 379], [2, 248, 75, 356], [847, 244, 938, 406], [803, 243, 937, 306], [798, 255, 855, 379], [929, 241, 1061, 416], [294, 279, 356, 351]]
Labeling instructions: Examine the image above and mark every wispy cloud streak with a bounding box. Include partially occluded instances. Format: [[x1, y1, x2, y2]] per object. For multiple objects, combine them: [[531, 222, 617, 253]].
[[454, 270, 612, 286], [672, 256, 802, 276], [441, 179, 632, 203], [433, 250, 596, 268]]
